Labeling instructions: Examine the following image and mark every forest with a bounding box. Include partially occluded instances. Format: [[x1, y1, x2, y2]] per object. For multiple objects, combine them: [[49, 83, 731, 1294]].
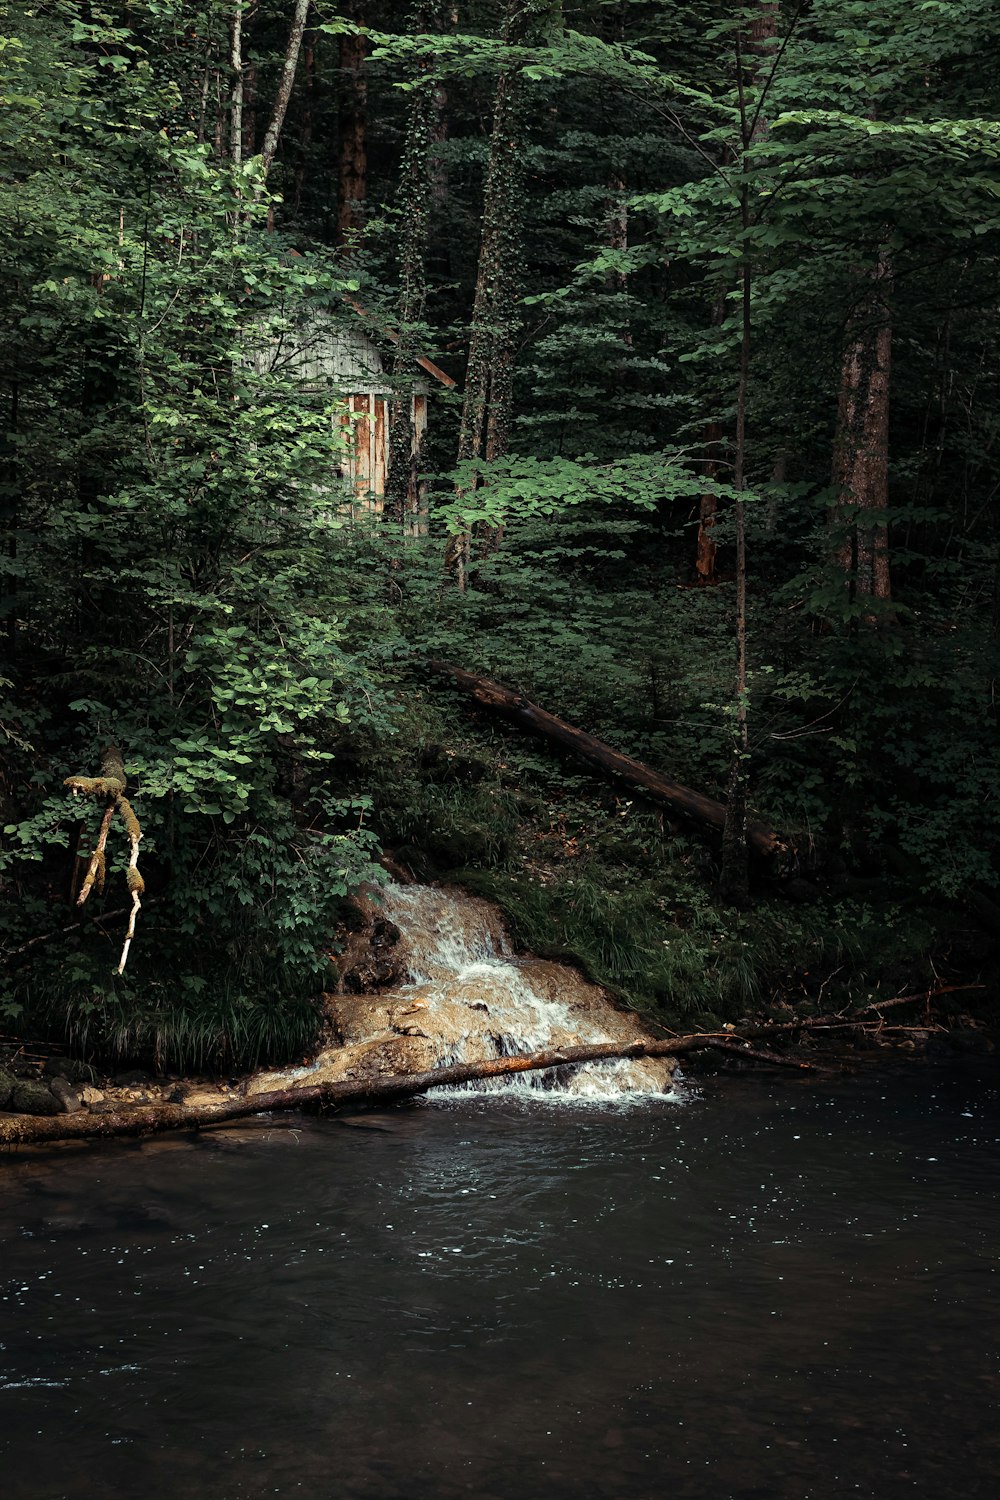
[[2, 0, 999, 1075]]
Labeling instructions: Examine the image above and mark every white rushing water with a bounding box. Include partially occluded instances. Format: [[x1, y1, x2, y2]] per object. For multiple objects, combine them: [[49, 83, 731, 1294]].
[[377, 884, 679, 1103]]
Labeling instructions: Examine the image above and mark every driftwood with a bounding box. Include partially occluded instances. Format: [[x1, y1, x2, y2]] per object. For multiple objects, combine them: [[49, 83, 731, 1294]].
[[743, 983, 984, 1035], [64, 745, 145, 974], [0, 984, 983, 1148], [426, 661, 792, 868]]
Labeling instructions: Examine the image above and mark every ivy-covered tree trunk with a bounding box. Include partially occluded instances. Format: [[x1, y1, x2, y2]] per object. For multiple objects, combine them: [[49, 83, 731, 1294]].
[[832, 248, 893, 616], [337, 5, 368, 244], [385, 2, 450, 530], [229, 1, 244, 167], [446, 0, 533, 584]]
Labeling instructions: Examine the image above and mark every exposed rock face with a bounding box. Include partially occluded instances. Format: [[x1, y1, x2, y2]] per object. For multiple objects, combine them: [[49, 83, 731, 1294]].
[[251, 882, 677, 1101]]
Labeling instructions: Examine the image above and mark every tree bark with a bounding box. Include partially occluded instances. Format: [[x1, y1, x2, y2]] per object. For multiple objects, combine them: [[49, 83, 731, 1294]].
[[229, 1, 244, 167], [260, 0, 311, 181], [427, 660, 790, 865], [832, 247, 893, 616], [336, 7, 368, 243], [447, 0, 532, 582], [385, 2, 450, 527]]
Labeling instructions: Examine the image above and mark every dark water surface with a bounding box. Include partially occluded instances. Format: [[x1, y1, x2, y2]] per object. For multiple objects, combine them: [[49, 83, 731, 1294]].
[[2, 1065, 999, 1500]]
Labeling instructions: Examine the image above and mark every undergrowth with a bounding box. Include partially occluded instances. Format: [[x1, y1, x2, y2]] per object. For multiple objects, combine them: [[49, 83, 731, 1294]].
[[14, 963, 324, 1075], [364, 701, 946, 1031]]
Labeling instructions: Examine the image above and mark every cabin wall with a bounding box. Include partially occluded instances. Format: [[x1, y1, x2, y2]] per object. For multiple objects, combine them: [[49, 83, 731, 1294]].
[[340, 391, 428, 513]]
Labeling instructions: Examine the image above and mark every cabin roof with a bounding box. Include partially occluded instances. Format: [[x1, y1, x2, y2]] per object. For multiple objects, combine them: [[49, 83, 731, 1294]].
[[250, 305, 456, 395], [342, 298, 456, 390]]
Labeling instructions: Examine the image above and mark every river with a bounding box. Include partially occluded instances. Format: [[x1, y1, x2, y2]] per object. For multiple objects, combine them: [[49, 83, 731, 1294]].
[[2, 1062, 998, 1499]]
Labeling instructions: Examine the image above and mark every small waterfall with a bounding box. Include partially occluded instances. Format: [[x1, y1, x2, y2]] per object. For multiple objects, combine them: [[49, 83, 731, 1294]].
[[252, 882, 680, 1105], [364, 884, 677, 1102]]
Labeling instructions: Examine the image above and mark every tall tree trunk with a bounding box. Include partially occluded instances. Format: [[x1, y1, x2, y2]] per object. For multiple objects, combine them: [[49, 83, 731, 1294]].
[[293, 41, 315, 211], [260, 0, 311, 181], [695, 292, 727, 581], [832, 247, 893, 618], [694, 2, 778, 583], [718, 4, 778, 905], [337, 6, 368, 244], [446, 0, 533, 585], [385, 2, 449, 529], [229, 1, 244, 166]]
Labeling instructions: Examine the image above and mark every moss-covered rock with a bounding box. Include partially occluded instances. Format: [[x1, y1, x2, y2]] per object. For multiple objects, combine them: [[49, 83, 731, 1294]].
[[10, 1079, 64, 1115]]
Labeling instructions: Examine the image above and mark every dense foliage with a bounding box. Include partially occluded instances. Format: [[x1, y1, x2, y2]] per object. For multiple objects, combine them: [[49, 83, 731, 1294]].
[[2, 1, 997, 1066]]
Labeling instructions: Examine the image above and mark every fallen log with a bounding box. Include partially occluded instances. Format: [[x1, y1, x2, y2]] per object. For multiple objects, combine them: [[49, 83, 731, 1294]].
[[0, 1032, 811, 1147], [426, 660, 793, 869], [0, 984, 982, 1148]]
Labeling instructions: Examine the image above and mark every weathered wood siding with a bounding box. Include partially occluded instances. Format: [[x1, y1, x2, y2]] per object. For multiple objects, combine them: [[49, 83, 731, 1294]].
[[251, 316, 431, 508]]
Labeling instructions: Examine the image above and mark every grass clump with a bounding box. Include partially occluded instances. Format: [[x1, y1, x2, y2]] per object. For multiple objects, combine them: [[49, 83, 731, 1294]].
[[449, 865, 921, 1029]]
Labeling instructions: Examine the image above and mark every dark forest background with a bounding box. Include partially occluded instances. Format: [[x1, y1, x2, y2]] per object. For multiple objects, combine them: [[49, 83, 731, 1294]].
[[2, 0, 998, 1069]]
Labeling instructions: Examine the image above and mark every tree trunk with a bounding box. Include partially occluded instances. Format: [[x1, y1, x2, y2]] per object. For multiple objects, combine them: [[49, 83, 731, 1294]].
[[229, 2, 244, 167], [260, 0, 311, 181], [447, 0, 532, 583], [427, 659, 793, 866], [385, 2, 450, 528], [832, 247, 893, 617], [337, 8, 368, 244], [716, 1, 782, 904], [0, 1035, 803, 1147]]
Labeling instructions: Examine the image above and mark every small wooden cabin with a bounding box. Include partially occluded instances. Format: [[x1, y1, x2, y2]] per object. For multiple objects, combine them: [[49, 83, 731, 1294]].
[[252, 311, 454, 521]]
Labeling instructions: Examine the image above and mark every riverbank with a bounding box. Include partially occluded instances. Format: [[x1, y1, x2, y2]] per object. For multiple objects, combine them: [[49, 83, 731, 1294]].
[[2, 872, 993, 1148]]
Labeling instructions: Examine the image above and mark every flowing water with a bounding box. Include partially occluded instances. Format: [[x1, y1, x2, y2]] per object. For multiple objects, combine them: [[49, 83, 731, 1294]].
[[308, 883, 676, 1100], [3, 1064, 999, 1500]]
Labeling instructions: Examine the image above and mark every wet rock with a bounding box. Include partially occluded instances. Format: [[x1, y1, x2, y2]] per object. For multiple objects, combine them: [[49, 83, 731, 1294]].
[[371, 919, 401, 950], [10, 1080, 64, 1115], [0, 1066, 15, 1109], [343, 959, 400, 993], [48, 1077, 83, 1113]]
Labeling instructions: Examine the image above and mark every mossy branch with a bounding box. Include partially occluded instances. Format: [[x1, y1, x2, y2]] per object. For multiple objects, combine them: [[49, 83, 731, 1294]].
[[64, 744, 143, 973]]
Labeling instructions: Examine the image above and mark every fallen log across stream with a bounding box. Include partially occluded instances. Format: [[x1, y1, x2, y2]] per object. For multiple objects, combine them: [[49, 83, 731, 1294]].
[[0, 1035, 810, 1147], [426, 661, 795, 871], [0, 985, 981, 1146]]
